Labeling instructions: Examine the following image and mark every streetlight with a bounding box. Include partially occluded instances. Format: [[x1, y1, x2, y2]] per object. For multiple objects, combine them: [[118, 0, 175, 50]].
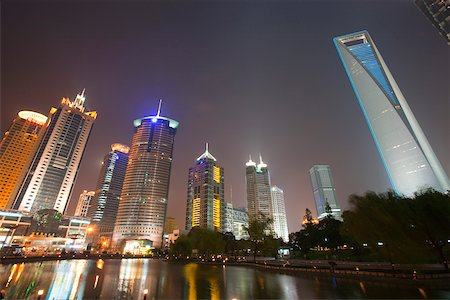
[[143, 288, 149, 300], [37, 289, 44, 300]]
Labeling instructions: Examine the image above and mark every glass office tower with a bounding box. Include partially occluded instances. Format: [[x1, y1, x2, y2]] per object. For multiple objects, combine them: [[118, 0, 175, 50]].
[[185, 143, 225, 232], [12, 91, 97, 213], [246, 155, 273, 222], [334, 31, 450, 196], [309, 165, 342, 220], [112, 101, 178, 250], [88, 143, 129, 236], [270, 186, 289, 242]]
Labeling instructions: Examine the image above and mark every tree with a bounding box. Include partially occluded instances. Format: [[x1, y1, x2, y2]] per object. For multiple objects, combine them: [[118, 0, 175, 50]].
[[406, 189, 450, 269], [244, 213, 275, 260], [171, 235, 192, 257], [341, 190, 449, 265]]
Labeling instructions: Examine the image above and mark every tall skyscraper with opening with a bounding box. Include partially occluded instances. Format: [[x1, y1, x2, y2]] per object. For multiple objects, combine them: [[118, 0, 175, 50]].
[[11, 90, 97, 213], [74, 190, 95, 217], [246, 155, 273, 223], [309, 165, 342, 220], [112, 101, 178, 249], [88, 143, 129, 236], [185, 143, 224, 232], [334, 31, 450, 196], [0, 111, 47, 209], [271, 186, 289, 242]]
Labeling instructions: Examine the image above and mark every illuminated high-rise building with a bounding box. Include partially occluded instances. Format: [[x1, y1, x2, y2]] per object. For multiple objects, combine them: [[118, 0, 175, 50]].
[[309, 165, 342, 221], [112, 101, 178, 249], [334, 31, 450, 196], [0, 111, 47, 209], [246, 154, 273, 223], [185, 143, 224, 232], [11, 90, 97, 213], [88, 143, 129, 235], [271, 186, 289, 242], [74, 190, 95, 217]]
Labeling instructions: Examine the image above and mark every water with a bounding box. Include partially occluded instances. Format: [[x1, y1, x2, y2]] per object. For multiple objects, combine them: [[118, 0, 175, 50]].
[[0, 259, 448, 299]]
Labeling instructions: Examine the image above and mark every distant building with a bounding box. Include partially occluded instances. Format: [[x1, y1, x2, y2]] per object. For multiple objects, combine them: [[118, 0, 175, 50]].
[[88, 143, 129, 238], [185, 143, 225, 232], [74, 190, 95, 217], [246, 155, 273, 224], [334, 31, 450, 195], [0, 111, 47, 209], [223, 202, 234, 233], [309, 165, 342, 220], [271, 186, 289, 242], [164, 216, 179, 234], [112, 101, 179, 250], [11, 90, 97, 214], [232, 207, 249, 240], [415, 0, 450, 45]]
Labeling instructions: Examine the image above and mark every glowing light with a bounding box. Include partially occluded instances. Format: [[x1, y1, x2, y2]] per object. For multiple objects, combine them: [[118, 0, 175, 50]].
[[213, 198, 220, 229], [18, 111, 48, 125], [192, 198, 200, 227], [151, 117, 158, 123], [144, 289, 149, 295], [111, 143, 130, 154], [38, 290, 44, 296], [213, 166, 221, 183]]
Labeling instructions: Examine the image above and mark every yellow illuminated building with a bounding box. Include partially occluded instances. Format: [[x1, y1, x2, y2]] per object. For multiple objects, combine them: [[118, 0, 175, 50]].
[[186, 143, 224, 231], [192, 198, 200, 227], [0, 111, 47, 209]]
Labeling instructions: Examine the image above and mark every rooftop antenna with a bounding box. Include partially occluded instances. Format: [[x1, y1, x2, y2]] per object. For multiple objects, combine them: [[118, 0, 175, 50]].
[[205, 142, 209, 153], [157, 99, 162, 117]]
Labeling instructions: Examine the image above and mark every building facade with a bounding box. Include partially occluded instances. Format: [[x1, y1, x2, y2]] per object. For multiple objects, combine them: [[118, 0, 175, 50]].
[[185, 144, 225, 232], [74, 190, 95, 217], [0, 111, 47, 209], [415, 0, 450, 45], [334, 31, 450, 196], [246, 155, 273, 222], [11, 91, 97, 213], [112, 102, 178, 249], [232, 207, 249, 240], [88, 143, 129, 236], [270, 186, 289, 242], [309, 165, 342, 220], [223, 202, 234, 233]]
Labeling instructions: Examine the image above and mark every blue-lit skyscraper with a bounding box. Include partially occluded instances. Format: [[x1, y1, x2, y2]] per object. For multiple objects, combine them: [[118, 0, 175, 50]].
[[334, 31, 450, 196], [88, 144, 129, 236], [112, 101, 178, 250]]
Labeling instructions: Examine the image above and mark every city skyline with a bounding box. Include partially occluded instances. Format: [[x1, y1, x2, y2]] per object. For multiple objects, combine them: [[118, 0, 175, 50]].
[[2, 1, 448, 233]]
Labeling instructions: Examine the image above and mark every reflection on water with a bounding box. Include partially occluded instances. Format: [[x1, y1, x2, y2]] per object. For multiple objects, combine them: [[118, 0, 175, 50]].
[[0, 259, 449, 299]]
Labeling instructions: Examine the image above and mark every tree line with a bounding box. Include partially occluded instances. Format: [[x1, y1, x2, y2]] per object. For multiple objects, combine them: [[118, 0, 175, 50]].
[[171, 189, 449, 267]]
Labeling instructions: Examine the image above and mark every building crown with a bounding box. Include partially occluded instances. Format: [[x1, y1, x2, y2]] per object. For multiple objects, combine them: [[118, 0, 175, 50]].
[[196, 143, 217, 162]]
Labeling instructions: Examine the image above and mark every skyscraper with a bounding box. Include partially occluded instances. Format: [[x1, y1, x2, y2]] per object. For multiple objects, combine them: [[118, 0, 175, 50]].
[[0, 111, 47, 209], [74, 190, 95, 217], [334, 31, 450, 196], [11, 91, 97, 213], [88, 143, 129, 235], [246, 155, 273, 223], [185, 143, 224, 232], [271, 186, 289, 242], [232, 207, 249, 240], [309, 165, 342, 221], [112, 101, 179, 250], [415, 0, 450, 45]]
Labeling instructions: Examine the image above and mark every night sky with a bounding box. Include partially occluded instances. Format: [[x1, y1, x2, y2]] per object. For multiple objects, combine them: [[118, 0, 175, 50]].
[[2, 0, 449, 233]]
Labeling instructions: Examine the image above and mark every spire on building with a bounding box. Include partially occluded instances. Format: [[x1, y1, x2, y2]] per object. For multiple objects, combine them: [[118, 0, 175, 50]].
[[72, 88, 86, 111], [246, 154, 256, 167], [196, 142, 217, 161], [257, 153, 267, 169]]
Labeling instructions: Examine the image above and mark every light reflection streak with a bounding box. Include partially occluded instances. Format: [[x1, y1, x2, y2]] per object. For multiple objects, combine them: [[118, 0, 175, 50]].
[[6, 264, 17, 287], [184, 263, 198, 300], [47, 260, 88, 300]]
